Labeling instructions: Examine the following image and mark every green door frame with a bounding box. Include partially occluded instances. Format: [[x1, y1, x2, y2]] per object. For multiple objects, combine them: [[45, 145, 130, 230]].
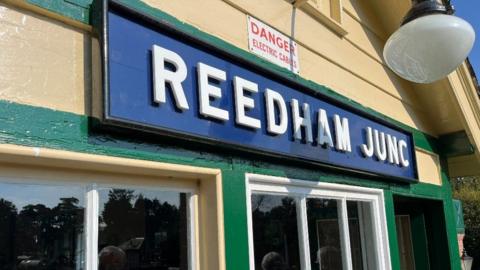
[[391, 195, 453, 270]]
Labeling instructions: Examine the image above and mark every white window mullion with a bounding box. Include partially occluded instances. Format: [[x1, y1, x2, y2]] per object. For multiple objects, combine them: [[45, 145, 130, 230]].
[[296, 195, 311, 270], [85, 184, 99, 270], [372, 198, 388, 270], [357, 202, 369, 270], [188, 193, 198, 270], [339, 198, 353, 270]]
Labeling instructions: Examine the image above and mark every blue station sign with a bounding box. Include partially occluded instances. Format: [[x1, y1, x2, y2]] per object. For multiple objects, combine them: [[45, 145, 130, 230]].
[[101, 2, 418, 182]]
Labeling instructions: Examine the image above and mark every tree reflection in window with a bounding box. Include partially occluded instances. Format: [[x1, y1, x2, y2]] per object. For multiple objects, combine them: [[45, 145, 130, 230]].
[[251, 194, 300, 270], [98, 188, 188, 270], [307, 198, 343, 270], [0, 183, 85, 270]]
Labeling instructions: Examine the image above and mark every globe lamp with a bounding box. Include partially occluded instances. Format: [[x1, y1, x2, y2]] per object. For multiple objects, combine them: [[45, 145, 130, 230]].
[[383, 0, 475, 83]]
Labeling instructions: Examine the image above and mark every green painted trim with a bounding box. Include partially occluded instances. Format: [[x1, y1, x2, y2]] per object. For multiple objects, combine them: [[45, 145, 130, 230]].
[[27, 0, 90, 24], [391, 182, 446, 200], [65, 0, 91, 8], [441, 157, 463, 269], [413, 131, 439, 154], [234, 157, 450, 200], [384, 191, 401, 270], [0, 100, 233, 170], [222, 170, 250, 270], [0, 99, 443, 192], [26, 0, 442, 154], [443, 197, 463, 269], [392, 194, 461, 270]]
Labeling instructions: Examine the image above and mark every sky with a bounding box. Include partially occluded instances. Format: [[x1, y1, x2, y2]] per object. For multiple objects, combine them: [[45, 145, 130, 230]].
[[454, 1, 480, 75]]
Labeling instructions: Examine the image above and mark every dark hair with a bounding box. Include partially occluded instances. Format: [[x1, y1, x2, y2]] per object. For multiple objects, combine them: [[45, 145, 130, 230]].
[[261, 252, 287, 270], [98, 246, 127, 270]]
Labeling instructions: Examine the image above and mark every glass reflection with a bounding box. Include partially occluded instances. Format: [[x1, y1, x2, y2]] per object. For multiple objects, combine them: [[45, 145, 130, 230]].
[[348, 201, 378, 270], [347, 201, 364, 270], [0, 182, 85, 270], [98, 188, 188, 270], [251, 194, 300, 270], [307, 198, 343, 270]]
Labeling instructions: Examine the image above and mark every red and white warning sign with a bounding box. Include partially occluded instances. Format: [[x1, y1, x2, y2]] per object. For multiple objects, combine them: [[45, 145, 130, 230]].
[[247, 16, 300, 74]]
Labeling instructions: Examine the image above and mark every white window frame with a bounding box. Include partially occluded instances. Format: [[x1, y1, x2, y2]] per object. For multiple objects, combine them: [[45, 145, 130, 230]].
[[0, 177, 197, 270], [245, 173, 391, 270]]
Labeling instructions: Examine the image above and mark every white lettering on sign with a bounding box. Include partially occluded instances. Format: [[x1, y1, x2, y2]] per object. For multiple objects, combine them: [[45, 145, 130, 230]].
[[247, 16, 300, 74], [233, 76, 261, 129], [374, 130, 387, 161], [317, 109, 334, 148], [197, 62, 229, 121], [151, 44, 411, 169], [152, 45, 189, 111], [361, 127, 375, 157], [291, 99, 313, 143], [399, 140, 410, 167], [265, 88, 288, 135], [361, 127, 410, 167], [334, 115, 351, 152]]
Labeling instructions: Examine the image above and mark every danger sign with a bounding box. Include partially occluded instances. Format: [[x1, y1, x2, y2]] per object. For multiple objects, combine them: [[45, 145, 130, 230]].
[[247, 16, 300, 74]]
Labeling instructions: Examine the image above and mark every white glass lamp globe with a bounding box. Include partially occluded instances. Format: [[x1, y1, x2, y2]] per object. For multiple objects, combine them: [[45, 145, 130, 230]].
[[383, 14, 475, 83]]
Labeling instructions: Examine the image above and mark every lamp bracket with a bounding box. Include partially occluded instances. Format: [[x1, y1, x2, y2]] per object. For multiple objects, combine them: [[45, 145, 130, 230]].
[[401, 0, 454, 25]]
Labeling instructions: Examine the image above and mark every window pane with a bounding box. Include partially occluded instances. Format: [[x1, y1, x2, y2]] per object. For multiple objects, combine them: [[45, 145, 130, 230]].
[[348, 201, 378, 270], [347, 201, 364, 270], [251, 194, 300, 270], [0, 182, 85, 270], [98, 188, 189, 270], [307, 198, 343, 270], [396, 215, 415, 270]]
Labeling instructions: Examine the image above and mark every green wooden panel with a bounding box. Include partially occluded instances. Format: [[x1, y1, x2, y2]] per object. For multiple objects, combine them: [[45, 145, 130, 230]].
[[410, 212, 430, 270], [440, 157, 463, 270], [384, 191, 401, 270], [222, 170, 250, 270], [443, 198, 463, 269], [393, 195, 462, 270]]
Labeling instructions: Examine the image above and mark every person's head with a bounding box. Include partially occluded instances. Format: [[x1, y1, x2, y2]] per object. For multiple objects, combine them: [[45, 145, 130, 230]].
[[261, 251, 287, 270], [98, 246, 127, 270]]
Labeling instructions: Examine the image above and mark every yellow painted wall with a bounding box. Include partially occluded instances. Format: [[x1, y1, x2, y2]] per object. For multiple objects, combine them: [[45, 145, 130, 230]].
[[0, 1, 445, 184], [415, 148, 442, 186], [0, 3, 89, 114]]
